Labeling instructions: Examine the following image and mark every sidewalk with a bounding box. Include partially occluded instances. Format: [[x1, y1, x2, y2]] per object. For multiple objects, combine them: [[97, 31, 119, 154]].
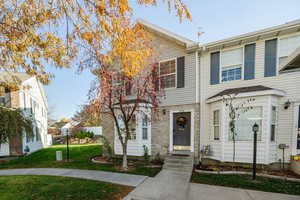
[[0, 168, 147, 187]]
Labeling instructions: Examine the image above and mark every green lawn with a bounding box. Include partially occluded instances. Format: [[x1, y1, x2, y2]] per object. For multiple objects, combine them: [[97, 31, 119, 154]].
[[192, 173, 300, 196], [0, 144, 160, 177], [0, 175, 132, 200]]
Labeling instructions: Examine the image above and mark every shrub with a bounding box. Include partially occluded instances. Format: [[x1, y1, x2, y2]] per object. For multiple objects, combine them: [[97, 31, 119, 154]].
[[74, 130, 94, 139], [143, 145, 150, 163], [99, 135, 113, 159]]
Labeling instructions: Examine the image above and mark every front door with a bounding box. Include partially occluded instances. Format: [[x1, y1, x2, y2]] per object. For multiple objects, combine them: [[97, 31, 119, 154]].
[[9, 135, 23, 156], [173, 112, 191, 151]]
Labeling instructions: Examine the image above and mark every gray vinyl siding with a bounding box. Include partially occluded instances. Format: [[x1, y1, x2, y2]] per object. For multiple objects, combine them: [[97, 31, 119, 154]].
[[244, 43, 256, 80], [152, 36, 197, 106]]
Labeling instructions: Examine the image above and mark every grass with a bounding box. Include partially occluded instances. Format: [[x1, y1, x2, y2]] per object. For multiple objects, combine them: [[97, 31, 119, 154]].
[[192, 173, 300, 196], [0, 175, 133, 200], [0, 144, 161, 177]]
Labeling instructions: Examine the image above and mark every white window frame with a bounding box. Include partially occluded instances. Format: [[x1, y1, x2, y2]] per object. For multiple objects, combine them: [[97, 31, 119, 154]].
[[219, 47, 244, 83], [159, 58, 177, 89], [142, 112, 149, 140], [213, 110, 220, 140]]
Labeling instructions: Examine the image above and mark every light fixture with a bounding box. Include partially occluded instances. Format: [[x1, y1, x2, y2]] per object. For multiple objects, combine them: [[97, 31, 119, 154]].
[[252, 123, 259, 132], [162, 109, 166, 115], [284, 100, 291, 110]]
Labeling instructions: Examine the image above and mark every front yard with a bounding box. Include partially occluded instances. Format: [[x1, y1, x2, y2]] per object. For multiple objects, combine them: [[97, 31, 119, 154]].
[[0, 144, 161, 177], [0, 175, 132, 200], [192, 173, 300, 196]]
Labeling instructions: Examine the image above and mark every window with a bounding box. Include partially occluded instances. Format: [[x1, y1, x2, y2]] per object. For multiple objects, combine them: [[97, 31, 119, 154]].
[[221, 48, 243, 82], [159, 59, 176, 88], [142, 113, 148, 140], [270, 106, 277, 142], [23, 92, 26, 108], [213, 110, 220, 140], [230, 107, 262, 141], [26, 132, 30, 143], [36, 127, 41, 141], [279, 35, 300, 66], [221, 67, 242, 82], [128, 115, 137, 140]]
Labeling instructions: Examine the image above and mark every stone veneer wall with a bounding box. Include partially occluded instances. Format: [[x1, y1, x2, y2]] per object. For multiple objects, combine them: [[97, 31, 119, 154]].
[[101, 114, 115, 152], [151, 103, 200, 161]]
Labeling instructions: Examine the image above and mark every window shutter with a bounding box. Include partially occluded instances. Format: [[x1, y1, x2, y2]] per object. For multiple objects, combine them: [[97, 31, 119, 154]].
[[244, 43, 256, 80], [152, 63, 159, 91], [210, 52, 220, 85], [176, 56, 185, 88], [265, 39, 277, 77]]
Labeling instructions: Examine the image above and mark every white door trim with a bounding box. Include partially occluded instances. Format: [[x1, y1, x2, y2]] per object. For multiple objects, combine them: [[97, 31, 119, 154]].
[[169, 109, 195, 153]]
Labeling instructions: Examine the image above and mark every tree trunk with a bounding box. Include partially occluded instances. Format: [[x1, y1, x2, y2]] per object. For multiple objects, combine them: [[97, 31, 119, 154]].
[[122, 143, 128, 170]]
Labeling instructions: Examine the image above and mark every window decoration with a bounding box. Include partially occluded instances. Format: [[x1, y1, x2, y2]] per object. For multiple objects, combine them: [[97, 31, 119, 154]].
[[213, 110, 220, 140], [176, 116, 187, 130], [159, 59, 176, 88]]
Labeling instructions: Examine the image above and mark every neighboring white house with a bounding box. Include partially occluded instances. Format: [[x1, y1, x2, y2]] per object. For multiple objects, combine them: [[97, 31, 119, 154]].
[[61, 121, 102, 136], [0, 72, 50, 156], [102, 19, 300, 166]]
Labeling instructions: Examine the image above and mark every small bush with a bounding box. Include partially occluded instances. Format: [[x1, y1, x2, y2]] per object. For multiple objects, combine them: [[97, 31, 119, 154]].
[[74, 131, 94, 139], [143, 145, 150, 163]]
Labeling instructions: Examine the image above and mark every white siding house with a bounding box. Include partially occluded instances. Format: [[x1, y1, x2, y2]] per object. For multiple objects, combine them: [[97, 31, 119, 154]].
[[0, 72, 50, 156], [104, 19, 300, 166]]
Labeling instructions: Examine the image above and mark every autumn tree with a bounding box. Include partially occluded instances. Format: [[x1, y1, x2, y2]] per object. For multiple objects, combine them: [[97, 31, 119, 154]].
[[1, 0, 191, 86], [73, 104, 101, 127], [89, 63, 164, 170]]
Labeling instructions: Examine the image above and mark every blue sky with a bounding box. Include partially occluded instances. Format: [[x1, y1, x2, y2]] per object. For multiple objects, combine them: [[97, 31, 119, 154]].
[[46, 0, 300, 119]]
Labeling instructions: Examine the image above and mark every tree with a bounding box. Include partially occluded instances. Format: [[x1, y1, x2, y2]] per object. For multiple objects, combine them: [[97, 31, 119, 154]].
[[1, 0, 191, 86], [0, 106, 33, 145], [73, 104, 101, 126], [89, 64, 164, 170], [223, 94, 255, 168]]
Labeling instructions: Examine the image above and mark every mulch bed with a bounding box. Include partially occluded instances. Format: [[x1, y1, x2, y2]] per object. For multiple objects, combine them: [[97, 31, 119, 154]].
[[196, 164, 300, 179]]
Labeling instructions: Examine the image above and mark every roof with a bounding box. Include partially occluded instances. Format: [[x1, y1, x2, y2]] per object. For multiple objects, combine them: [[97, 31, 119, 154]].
[[61, 121, 80, 129], [280, 46, 300, 72], [137, 18, 197, 48], [207, 85, 276, 100], [0, 71, 32, 85], [202, 19, 300, 51]]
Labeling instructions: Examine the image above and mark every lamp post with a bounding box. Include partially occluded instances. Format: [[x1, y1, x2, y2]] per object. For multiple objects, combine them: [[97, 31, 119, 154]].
[[66, 129, 70, 162], [252, 123, 259, 180]]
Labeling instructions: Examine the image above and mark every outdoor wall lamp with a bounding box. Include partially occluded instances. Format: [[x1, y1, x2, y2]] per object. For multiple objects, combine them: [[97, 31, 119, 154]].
[[284, 100, 291, 110], [162, 109, 166, 115]]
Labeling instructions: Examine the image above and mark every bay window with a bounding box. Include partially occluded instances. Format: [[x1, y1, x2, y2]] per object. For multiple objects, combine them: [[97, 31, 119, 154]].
[[230, 107, 262, 141], [159, 59, 176, 88], [221, 48, 243, 82], [270, 106, 277, 142], [213, 110, 220, 140]]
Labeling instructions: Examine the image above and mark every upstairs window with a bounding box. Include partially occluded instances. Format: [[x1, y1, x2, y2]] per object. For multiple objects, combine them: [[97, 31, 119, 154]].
[[279, 35, 300, 66], [221, 48, 243, 82], [159, 59, 176, 88]]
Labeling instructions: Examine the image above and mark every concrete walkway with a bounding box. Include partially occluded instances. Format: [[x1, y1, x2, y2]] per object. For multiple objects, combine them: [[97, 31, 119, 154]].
[[188, 183, 300, 200], [124, 169, 192, 200], [0, 168, 147, 187]]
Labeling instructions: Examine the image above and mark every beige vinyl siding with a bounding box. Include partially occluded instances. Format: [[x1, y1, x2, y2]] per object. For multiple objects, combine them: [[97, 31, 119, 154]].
[[152, 36, 197, 106], [200, 31, 300, 164]]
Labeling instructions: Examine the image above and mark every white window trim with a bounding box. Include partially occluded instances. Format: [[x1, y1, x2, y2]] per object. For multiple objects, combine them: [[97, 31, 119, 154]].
[[219, 47, 244, 83], [212, 109, 220, 141], [159, 58, 177, 90]]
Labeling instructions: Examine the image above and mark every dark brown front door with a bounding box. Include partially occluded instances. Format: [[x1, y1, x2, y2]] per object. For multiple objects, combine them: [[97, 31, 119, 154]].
[[9, 135, 23, 156], [297, 106, 300, 150], [173, 112, 191, 149]]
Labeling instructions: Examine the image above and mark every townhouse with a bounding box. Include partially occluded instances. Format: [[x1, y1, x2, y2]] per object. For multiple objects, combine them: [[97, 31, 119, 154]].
[[102, 19, 300, 166]]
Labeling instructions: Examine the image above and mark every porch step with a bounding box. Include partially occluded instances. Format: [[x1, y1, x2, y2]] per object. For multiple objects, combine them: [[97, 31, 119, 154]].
[[163, 153, 194, 173]]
